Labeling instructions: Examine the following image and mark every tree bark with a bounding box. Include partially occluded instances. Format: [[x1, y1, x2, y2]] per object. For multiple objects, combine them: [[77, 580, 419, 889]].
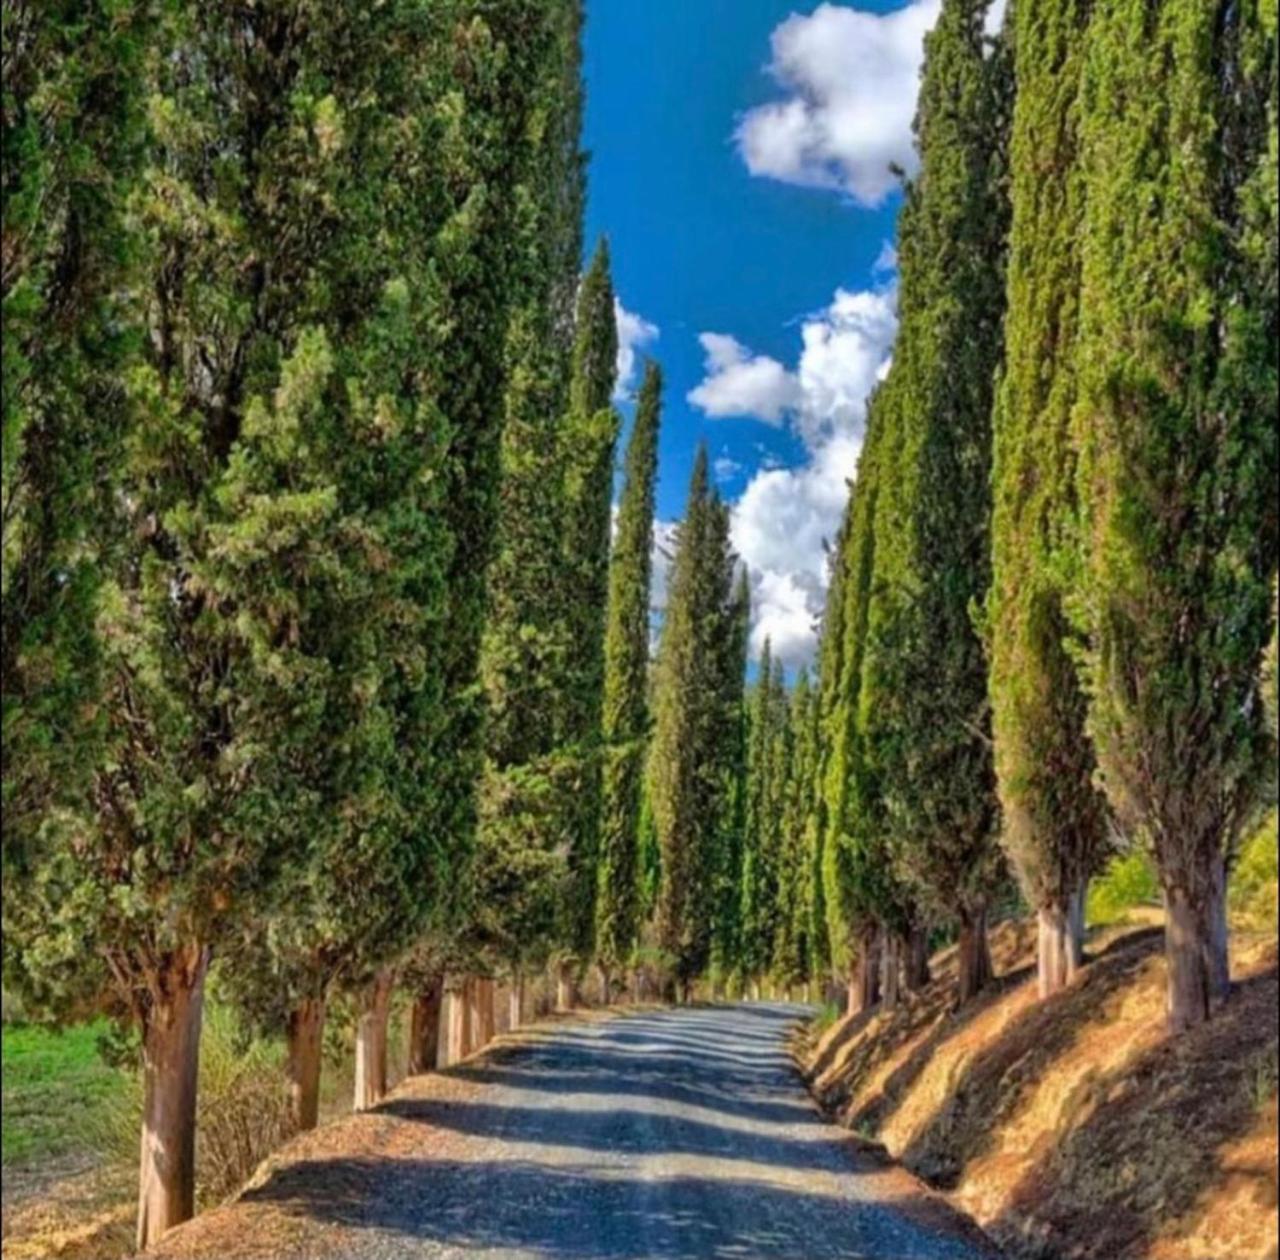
[[444, 979, 470, 1066], [1037, 888, 1087, 999], [407, 975, 444, 1075], [473, 977, 496, 1049], [353, 968, 393, 1112], [1164, 858, 1231, 1033], [136, 945, 209, 1251], [846, 926, 883, 1016], [956, 906, 993, 1006], [509, 975, 525, 1029], [881, 933, 903, 1011], [1068, 883, 1087, 969], [556, 964, 576, 1012], [284, 996, 326, 1132], [906, 926, 932, 992]]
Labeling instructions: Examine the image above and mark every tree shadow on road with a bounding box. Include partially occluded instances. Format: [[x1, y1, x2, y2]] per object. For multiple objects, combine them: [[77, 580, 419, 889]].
[[239, 1156, 998, 1260]]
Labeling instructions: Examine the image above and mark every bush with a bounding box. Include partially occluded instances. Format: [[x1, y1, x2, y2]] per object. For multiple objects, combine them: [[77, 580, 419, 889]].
[[1231, 810, 1279, 932], [1087, 849, 1160, 927]]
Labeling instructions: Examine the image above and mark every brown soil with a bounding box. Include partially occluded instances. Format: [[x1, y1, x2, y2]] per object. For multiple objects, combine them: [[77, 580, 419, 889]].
[[804, 920, 1280, 1260]]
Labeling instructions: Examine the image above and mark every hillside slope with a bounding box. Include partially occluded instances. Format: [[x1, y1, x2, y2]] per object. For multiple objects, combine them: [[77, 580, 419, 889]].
[[803, 921, 1278, 1260]]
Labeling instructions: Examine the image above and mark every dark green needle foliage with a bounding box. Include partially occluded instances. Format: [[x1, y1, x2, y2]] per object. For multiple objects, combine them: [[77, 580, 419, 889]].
[[649, 449, 739, 995], [988, 0, 1112, 999], [596, 362, 663, 981], [1073, 0, 1278, 1031]]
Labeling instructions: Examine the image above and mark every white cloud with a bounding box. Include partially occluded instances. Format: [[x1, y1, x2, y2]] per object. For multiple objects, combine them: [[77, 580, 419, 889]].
[[736, 1, 939, 206], [688, 286, 898, 667], [714, 455, 743, 483], [614, 299, 659, 400], [736, 0, 1006, 207], [687, 334, 803, 425]]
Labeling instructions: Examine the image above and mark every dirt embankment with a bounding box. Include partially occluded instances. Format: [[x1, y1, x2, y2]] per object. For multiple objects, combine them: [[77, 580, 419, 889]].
[[802, 921, 1279, 1260]]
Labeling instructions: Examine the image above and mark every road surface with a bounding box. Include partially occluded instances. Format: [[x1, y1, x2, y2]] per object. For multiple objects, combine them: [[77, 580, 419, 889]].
[[158, 1004, 996, 1260]]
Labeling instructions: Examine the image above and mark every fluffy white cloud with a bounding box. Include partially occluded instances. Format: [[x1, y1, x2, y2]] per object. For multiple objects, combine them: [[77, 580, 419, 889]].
[[688, 286, 899, 667], [736, 0, 940, 206], [736, 0, 1007, 207], [713, 455, 743, 483], [687, 334, 803, 424], [614, 299, 659, 400]]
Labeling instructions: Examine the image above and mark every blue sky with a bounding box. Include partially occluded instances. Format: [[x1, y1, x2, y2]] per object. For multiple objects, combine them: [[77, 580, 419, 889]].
[[581, 0, 959, 667]]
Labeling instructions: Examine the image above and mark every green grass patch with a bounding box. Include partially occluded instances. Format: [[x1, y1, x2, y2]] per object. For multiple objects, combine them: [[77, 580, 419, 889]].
[[1231, 809, 1279, 932], [1, 1021, 132, 1167]]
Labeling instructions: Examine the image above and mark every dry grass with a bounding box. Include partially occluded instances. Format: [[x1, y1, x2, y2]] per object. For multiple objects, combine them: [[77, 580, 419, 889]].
[[805, 920, 1280, 1260]]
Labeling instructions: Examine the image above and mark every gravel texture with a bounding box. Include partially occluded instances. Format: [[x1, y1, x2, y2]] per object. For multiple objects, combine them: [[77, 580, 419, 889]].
[[154, 1003, 999, 1260]]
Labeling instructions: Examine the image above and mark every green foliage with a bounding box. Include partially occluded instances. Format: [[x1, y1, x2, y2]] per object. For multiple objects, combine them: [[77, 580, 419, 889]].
[[1231, 811, 1279, 932], [649, 449, 740, 989], [2, 0, 153, 1014], [857, 0, 1011, 936], [1086, 849, 1161, 927], [988, 0, 1112, 924], [596, 363, 663, 976], [773, 670, 819, 989], [1072, 0, 1278, 921]]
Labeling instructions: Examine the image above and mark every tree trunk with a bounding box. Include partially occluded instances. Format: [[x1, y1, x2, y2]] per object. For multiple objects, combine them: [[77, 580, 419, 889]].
[[444, 980, 470, 1066], [906, 926, 932, 992], [846, 927, 882, 1016], [1164, 859, 1231, 1033], [956, 906, 993, 1006], [1037, 891, 1087, 999], [598, 966, 612, 1006], [353, 968, 393, 1111], [474, 978, 496, 1048], [1069, 883, 1087, 968], [407, 975, 444, 1075], [881, 933, 903, 1011], [136, 945, 209, 1251], [284, 996, 326, 1132], [556, 964, 575, 1012]]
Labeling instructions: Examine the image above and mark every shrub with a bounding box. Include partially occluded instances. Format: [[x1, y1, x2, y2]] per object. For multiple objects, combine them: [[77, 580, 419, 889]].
[[1231, 811, 1279, 932], [1087, 849, 1161, 927]]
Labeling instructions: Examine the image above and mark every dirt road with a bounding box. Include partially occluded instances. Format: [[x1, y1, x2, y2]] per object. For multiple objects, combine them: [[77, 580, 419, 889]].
[[154, 1004, 996, 1259]]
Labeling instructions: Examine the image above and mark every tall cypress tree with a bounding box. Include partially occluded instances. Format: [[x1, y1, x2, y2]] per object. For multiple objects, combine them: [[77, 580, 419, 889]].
[[774, 669, 818, 993], [821, 409, 910, 1013], [471, 2, 595, 1002], [709, 567, 751, 989], [649, 448, 737, 997], [596, 362, 663, 989], [988, 0, 1112, 1001], [858, 0, 1012, 1005], [2, 0, 151, 986], [740, 643, 790, 987], [1074, 0, 1277, 1031], [554, 239, 621, 986]]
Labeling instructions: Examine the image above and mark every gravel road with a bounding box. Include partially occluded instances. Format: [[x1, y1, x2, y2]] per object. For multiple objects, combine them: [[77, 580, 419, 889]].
[[161, 1003, 997, 1260]]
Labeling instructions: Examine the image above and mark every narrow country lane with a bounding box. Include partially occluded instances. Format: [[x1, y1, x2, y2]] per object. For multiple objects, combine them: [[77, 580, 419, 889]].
[[156, 1005, 997, 1260]]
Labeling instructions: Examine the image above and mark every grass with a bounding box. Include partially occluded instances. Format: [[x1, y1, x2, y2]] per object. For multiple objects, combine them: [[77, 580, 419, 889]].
[[1, 1021, 132, 1167]]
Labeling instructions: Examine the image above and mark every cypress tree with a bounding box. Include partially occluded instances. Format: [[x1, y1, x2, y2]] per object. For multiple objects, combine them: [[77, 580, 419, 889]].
[[988, 0, 1112, 999], [774, 670, 818, 994], [554, 239, 621, 988], [857, 0, 1012, 1005], [2, 0, 150, 980], [709, 567, 751, 990], [472, 0, 592, 1002], [821, 413, 909, 1014], [1073, 0, 1278, 1031], [650, 448, 737, 998], [596, 362, 663, 989]]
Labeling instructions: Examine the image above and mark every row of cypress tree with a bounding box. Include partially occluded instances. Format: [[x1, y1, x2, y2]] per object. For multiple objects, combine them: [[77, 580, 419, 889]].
[[2, 0, 676, 1246], [779, 0, 1277, 1033]]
